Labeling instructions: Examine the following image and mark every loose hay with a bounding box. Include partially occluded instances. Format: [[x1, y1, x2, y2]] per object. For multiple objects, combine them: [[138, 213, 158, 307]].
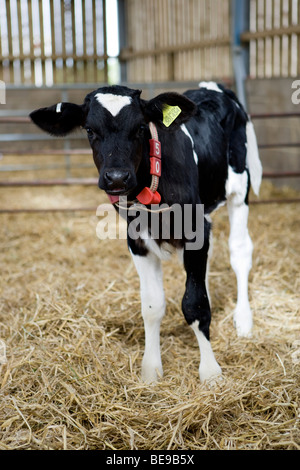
[[0, 181, 299, 450]]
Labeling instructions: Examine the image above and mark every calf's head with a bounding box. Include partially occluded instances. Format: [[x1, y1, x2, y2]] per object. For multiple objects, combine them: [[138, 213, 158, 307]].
[[30, 86, 196, 197]]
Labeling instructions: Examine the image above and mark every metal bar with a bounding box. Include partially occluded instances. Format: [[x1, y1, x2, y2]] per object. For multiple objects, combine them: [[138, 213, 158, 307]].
[[0, 134, 86, 142], [0, 110, 36, 117], [263, 172, 300, 178], [0, 178, 98, 187], [0, 163, 94, 172], [0, 117, 31, 123], [250, 112, 300, 119], [241, 24, 300, 41], [0, 149, 91, 155], [0, 207, 97, 214], [258, 143, 300, 149], [0, 199, 299, 215]]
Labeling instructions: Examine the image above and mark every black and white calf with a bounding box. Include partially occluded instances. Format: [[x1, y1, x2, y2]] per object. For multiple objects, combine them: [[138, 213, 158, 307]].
[[30, 82, 262, 384]]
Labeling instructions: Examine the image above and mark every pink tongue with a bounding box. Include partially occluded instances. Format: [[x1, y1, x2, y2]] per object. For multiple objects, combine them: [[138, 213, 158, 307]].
[[107, 194, 120, 204]]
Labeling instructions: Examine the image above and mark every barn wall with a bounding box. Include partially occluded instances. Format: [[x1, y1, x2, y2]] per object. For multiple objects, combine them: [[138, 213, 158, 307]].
[[120, 0, 300, 84], [246, 77, 300, 189], [119, 0, 233, 83], [0, 0, 108, 86], [245, 0, 300, 79]]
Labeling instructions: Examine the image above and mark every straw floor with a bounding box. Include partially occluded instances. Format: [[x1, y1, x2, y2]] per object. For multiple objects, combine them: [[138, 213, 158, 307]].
[[0, 181, 299, 450]]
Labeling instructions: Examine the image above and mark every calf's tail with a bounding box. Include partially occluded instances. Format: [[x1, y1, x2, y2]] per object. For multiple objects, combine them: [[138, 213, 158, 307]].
[[246, 120, 263, 196]]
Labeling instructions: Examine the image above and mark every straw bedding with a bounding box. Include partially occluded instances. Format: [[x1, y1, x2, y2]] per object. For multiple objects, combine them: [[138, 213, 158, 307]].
[[0, 181, 299, 450]]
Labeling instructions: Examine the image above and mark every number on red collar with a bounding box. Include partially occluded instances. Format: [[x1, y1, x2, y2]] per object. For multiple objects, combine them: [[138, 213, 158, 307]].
[[149, 138, 161, 158], [150, 157, 161, 177]]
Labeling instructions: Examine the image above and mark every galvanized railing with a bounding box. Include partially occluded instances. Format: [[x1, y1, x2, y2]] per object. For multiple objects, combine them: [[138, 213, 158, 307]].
[[0, 84, 299, 213]]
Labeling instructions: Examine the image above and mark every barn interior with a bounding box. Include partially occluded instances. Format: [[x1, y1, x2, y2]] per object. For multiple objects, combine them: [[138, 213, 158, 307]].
[[0, 0, 299, 450]]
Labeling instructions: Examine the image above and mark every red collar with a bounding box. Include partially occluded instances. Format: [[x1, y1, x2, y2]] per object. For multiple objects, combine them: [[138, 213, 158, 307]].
[[107, 122, 161, 205]]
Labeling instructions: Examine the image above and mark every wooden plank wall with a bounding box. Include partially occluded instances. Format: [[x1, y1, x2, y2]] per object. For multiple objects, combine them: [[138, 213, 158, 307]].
[[0, 0, 107, 85], [121, 0, 300, 83], [1, 0, 299, 85], [120, 0, 232, 83], [242, 0, 300, 78]]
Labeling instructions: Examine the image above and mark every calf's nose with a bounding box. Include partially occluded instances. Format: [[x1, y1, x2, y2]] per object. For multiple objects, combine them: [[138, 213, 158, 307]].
[[104, 169, 130, 189]]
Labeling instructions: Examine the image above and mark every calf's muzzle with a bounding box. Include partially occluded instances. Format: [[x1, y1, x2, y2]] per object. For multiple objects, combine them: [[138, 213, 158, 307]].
[[102, 168, 133, 194]]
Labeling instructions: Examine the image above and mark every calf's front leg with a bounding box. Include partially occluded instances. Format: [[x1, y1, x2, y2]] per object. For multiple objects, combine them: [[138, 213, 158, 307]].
[[182, 223, 222, 384], [129, 243, 166, 383]]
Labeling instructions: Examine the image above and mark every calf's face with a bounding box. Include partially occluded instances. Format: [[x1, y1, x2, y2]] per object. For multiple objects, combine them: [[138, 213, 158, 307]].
[[30, 86, 196, 197], [85, 89, 146, 196]]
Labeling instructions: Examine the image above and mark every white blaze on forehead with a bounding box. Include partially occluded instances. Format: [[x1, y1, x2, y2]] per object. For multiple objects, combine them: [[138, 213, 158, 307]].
[[95, 93, 132, 117], [199, 81, 223, 93]]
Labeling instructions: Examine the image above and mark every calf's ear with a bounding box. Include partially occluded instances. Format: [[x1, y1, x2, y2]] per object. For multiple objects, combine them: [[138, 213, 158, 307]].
[[29, 102, 86, 136], [142, 92, 196, 130]]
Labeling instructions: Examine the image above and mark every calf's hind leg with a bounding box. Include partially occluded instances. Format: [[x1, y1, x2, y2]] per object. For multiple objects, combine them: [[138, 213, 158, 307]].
[[227, 195, 253, 338]]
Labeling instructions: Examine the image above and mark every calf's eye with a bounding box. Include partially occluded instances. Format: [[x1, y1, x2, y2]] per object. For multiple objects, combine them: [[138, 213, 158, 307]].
[[85, 127, 94, 138], [137, 124, 146, 136]]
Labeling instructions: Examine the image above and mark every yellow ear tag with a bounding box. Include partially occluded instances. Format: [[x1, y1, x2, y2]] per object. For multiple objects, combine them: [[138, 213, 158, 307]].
[[162, 105, 182, 127]]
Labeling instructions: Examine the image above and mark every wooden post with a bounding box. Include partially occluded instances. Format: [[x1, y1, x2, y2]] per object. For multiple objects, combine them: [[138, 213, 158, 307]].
[[38, 0, 45, 84], [71, 0, 77, 82], [50, 0, 56, 83], [102, 0, 108, 83], [232, 0, 250, 109], [118, 0, 128, 82], [16, 0, 25, 83], [5, 0, 14, 83]]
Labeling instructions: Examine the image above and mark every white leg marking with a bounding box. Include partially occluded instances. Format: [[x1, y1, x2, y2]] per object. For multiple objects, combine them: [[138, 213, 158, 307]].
[[130, 249, 166, 383], [227, 201, 253, 337], [191, 321, 222, 384], [225, 166, 248, 206]]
